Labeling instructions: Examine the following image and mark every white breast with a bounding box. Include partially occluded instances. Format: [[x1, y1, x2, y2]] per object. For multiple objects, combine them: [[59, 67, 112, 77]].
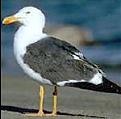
[[13, 26, 52, 85]]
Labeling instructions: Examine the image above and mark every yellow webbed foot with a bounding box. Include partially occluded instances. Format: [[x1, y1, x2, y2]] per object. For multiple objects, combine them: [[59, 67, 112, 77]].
[[25, 111, 44, 116]]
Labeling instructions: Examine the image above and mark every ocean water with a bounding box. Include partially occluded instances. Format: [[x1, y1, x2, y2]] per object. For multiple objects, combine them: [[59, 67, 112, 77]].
[[1, 0, 121, 82]]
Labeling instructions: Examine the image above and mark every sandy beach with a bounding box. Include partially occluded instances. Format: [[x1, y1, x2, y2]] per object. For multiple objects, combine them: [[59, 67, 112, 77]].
[[1, 75, 121, 119]]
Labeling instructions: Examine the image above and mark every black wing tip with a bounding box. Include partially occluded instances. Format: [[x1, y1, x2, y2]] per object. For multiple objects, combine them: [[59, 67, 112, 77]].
[[101, 77, 121, 94], [65, 77, 121, 94]]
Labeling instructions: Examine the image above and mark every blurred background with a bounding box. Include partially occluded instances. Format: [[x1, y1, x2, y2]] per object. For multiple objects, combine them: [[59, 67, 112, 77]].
[[1, 0, 121, 84]]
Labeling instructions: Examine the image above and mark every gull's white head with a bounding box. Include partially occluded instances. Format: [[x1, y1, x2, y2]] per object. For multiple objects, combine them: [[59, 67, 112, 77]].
[[3, 6, 45, 29]]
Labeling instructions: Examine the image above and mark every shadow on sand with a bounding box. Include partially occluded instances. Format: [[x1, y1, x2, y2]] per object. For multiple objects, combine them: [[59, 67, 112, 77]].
[[1, 105, 106, 118]]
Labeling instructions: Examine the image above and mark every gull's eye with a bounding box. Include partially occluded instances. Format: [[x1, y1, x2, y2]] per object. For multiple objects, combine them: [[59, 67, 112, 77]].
[[26, 11, 31, 14]]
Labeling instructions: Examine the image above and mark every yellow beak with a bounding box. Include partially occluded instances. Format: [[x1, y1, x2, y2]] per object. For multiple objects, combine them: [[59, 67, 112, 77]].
[[2, 15, 19, 25]]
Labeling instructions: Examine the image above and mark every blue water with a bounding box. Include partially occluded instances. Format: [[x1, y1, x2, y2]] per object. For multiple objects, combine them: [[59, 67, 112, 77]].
[[1, 0, 121, 82]]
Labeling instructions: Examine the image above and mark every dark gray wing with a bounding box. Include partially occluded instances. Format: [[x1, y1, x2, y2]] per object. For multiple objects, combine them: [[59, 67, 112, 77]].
[[23, 37, 103, 85]]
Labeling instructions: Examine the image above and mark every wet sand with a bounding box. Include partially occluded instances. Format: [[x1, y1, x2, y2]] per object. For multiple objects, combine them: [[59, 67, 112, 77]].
[[1, 75, 121, 119]]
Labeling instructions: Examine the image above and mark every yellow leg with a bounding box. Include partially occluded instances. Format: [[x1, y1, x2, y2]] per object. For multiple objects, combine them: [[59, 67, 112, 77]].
[[25, 86, 44, 116], [52, 86, 57, 115], [38, 86, 44, 114], [45, 86, 57, 116], [25, 85, 57, 116]]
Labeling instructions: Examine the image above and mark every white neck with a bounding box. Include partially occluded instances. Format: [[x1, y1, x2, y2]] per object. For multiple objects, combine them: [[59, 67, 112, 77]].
[[14, 25, 47, 57]]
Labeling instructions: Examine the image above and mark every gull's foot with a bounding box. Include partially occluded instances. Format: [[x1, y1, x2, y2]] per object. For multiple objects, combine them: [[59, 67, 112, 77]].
[[25, 112, 56, 116], [25, 111, 44, 116], [44, 112, 56, 116]]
